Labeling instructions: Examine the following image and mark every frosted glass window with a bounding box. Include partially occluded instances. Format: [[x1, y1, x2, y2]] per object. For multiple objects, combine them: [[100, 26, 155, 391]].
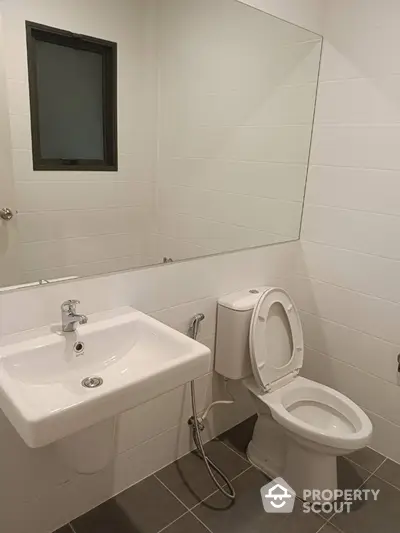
[[26, 22, 117, 171]]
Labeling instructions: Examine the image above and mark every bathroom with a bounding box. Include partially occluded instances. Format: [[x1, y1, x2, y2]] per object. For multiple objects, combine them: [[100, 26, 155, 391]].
[[0, 0, 399, 531]]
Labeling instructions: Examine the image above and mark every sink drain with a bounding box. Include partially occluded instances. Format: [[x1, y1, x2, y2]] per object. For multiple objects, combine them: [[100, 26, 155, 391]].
[[74, 341, 85, 355], [81, 376, 103, 389]]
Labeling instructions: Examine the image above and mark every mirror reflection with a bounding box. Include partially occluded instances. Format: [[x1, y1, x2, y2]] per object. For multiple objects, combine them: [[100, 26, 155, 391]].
[[0, 0, 322, 289]]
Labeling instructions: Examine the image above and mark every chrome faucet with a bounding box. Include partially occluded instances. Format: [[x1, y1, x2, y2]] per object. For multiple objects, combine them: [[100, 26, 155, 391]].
[[61, 300, 88, 332]]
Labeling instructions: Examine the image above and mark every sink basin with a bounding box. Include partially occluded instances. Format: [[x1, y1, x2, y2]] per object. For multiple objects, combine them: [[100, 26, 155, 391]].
[[0, 307, 211, 447]]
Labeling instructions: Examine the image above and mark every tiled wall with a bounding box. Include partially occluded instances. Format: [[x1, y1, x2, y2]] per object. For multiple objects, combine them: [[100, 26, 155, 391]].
[[296, 0, 400, 463], [155, 0, 321, 261], [0, 0, 321, 283], [1, 0, 159, 283], [0, 1, 332, 532], [0, 240, 298, 533], [242, 0, 323, 34], [0, 13, 19, 288]]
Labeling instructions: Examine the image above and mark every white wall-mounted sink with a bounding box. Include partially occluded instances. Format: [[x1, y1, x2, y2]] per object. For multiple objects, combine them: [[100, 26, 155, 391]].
[[0, 307, 211, 448]]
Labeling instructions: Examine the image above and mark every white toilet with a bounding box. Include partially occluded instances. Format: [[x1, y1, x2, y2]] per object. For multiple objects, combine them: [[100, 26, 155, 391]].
[[215, 287, 372, 498]]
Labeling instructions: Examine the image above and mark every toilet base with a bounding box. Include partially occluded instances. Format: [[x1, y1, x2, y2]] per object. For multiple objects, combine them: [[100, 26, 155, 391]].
[[246, 410, 286, 480], [247, 440, 281, 480], [247, 413, 338, 500], [283, 437, 337, 500]]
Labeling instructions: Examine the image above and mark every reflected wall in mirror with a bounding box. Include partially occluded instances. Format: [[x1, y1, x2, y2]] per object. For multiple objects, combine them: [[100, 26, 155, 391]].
[[0, 0, 322, 290]]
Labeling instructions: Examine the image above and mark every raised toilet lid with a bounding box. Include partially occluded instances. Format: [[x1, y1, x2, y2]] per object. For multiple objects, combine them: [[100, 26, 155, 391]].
[[249, 288, 304, 392]]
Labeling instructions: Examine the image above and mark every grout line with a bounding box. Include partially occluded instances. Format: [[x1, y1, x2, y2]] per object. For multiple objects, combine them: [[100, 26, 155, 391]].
[[223, 463, 253, 481], [300, 238, 400, 266], [357, 456, 387, 482], [295, 272, 400, 309], [188, 510, 214, 533], [154, 475, 192, 512], [371, 459, 400, 493], [346, 455, 386, 473], [300, 274, 400, 312], [20, 230, 144, 246], [309, 161, 400, 173], [372, 457, 387, 473], [304, 345, 400, 397], [191, 488, 221, 509], [315, 523, 328, 533], [190, 464, 253, 512], [217, 438, 252, 464], [326, 457, 388, 525], [373, 476, 400, 493], [299, 308, 400, 354], [316, 521, 344, 533], [299, 308, 400, 352], [156, 180, 303, 205], [155, 511, 191, 533], [155, 206, 298, 237], [304, 200, 400, 222], [297, 270, 400, 310], [159, 155, 307, 166], [68, 523, 77, 533]]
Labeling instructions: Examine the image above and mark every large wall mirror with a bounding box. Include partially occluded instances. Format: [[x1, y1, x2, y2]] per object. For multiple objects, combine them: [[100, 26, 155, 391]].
[[0, 0, 322, 290]]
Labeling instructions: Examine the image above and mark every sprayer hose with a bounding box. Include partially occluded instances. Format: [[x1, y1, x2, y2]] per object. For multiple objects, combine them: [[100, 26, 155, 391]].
[[190, 381, 236, 500]]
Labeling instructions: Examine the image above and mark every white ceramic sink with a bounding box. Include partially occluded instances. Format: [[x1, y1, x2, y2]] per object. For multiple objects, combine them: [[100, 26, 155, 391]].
[[0, 307, 211, 447]]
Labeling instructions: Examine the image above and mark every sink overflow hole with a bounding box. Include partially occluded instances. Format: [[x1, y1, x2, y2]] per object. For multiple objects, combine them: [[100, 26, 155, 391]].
[[74, 341, 85, 355], [82, 376, 103, 389]]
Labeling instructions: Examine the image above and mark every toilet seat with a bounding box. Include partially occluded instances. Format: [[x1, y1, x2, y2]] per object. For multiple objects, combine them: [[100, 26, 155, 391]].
[[249, 288, 303, 392], [245, 376, 372, 451], [247, 287, 372, 451]]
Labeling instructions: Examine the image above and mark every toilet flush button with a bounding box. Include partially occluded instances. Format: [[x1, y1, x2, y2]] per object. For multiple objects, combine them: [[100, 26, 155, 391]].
[[287, 305, 293, 312]]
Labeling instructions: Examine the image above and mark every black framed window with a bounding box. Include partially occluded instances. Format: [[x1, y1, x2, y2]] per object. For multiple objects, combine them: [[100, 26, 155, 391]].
[[26, 21, 118, 171]]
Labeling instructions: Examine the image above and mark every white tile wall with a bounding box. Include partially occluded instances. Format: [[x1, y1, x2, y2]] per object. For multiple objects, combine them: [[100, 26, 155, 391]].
[[0, 0, 322, 283], [0, 13, 20, 287], [0, 240, 298, 533], [1, 0, 158, 282], [239, 0, 323, 34], [0, 0, 327, 531], [155, 0, 321, 259], [298, 0, 400, 463], [8, 0, 400, 528], [6, 0, 400, 523]]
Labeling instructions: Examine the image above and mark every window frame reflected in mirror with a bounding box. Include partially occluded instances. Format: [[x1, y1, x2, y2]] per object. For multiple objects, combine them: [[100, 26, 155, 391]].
[[25, 20, 118, 172]]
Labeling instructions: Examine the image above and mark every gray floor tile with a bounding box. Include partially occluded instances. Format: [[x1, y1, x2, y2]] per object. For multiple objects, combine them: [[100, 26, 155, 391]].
[[193, 467, 324, 533], [71, 475, 186, 533], [161, 513, 210, 533], [276, 499, 326, 533], [337, 457, 370, 491], [193, 467, 282, 533], [218, 415, 257, 458], [346, 447, 385, 473], [303, 458, 370, 521], [331, 474, 400, 533], [375, 458, 400, 490], [318, 525, 343, 533], [156, 439, 249, 508]]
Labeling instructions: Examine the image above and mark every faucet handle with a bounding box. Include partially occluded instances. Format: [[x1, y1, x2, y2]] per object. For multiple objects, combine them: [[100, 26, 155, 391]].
[[61, 299, 80, 313]]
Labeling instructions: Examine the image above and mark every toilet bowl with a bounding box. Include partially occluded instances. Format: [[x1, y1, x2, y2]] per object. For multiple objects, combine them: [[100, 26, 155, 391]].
[[215, 287, 373, 498], [245, 376, 372, 496]]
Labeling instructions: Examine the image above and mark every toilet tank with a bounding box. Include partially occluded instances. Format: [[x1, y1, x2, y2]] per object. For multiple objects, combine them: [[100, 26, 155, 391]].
[[215, 288, 266, 380]]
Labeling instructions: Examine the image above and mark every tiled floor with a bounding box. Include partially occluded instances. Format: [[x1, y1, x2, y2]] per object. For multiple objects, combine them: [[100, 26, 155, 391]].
[[54, 416, 400, 533]]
